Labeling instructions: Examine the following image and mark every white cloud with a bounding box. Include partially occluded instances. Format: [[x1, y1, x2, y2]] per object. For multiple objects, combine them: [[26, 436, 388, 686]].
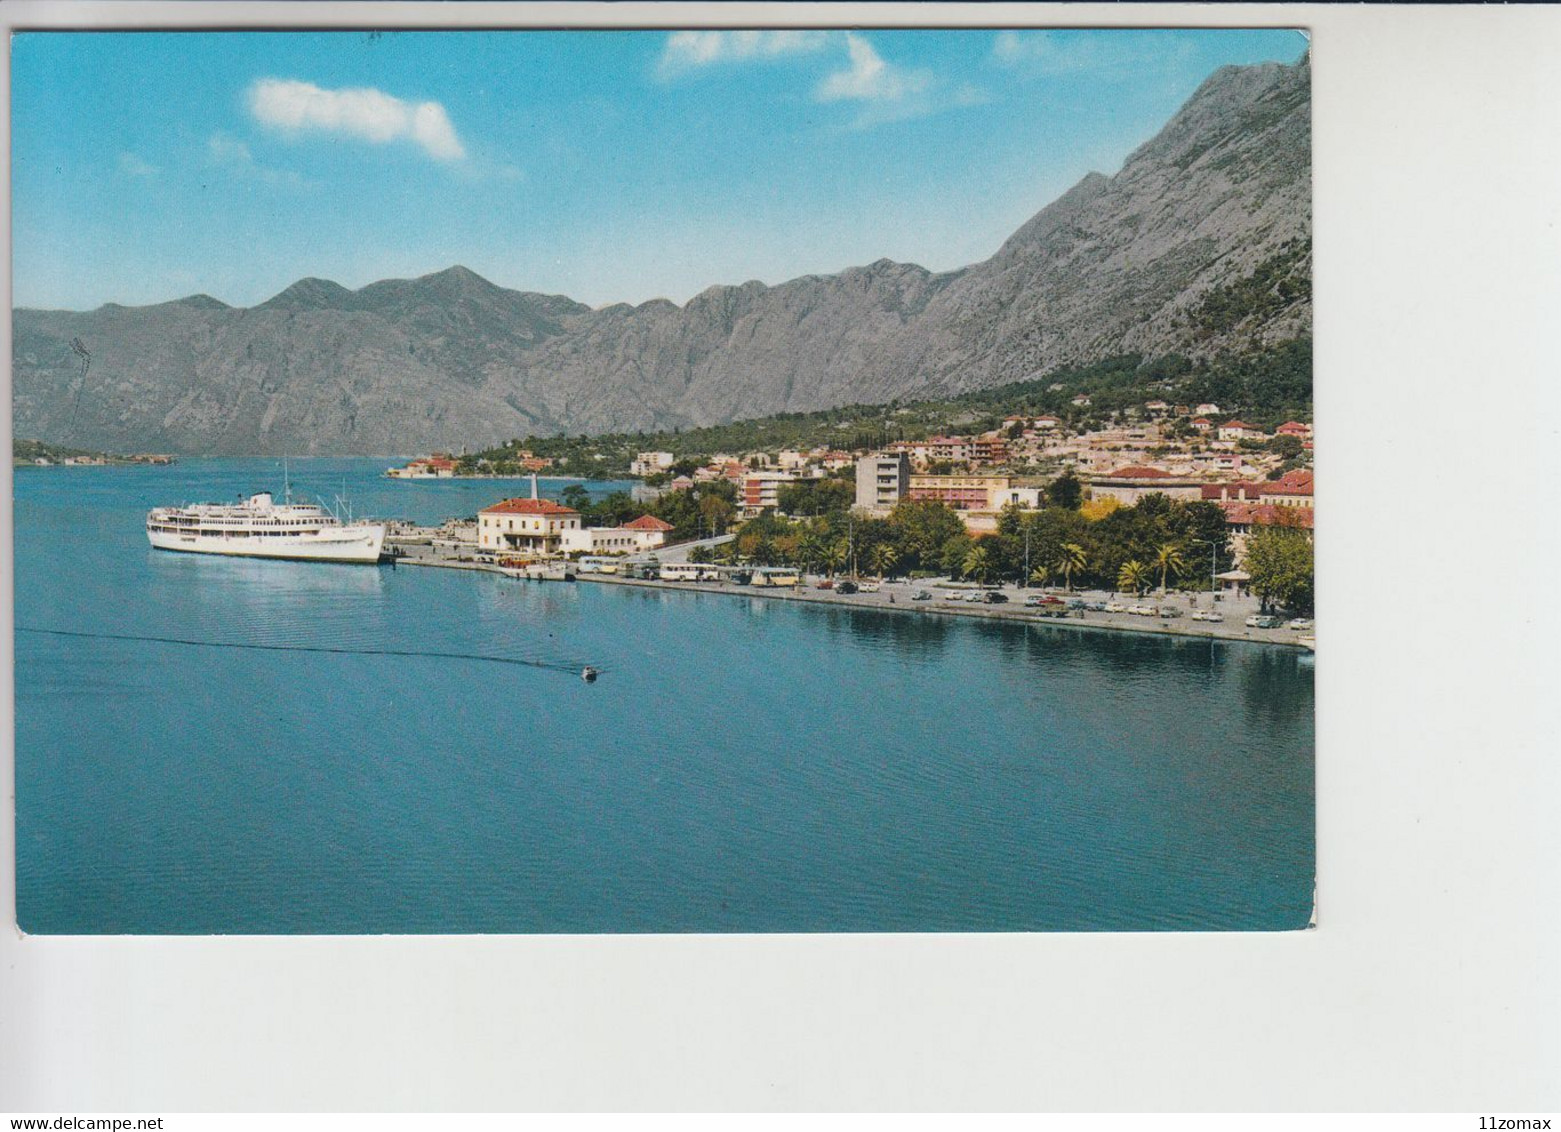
[[118, 152, 159, 178], [816, 34, 932, 104], [207, 132, 308, 188], [814, 34, 985, 129], [247, 78, 466, 161], [657, 30, 831, 77], [991, 30, 1197, 78]]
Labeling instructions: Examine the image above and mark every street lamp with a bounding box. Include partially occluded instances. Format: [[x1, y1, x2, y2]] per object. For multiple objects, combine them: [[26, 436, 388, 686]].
[[1193, 537, 1222, 602]]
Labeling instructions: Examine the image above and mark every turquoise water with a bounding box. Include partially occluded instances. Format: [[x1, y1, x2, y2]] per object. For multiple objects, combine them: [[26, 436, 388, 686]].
[[13, 458, 1314, 933]]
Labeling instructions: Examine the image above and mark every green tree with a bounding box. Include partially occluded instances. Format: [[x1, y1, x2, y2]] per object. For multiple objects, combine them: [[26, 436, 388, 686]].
[[870, 542, 900, 580], [819, 540, 847, 578], [1118, 559, 1151, 596], [1054, 542, 1088, 592], [1048, 470, 1083, 510], [1154, 542, 1186, 596], [698, 493, 736, 536], [962, 544, 993, 584], [1245, 527, 1314, 614], [887, 499, 966, 572]]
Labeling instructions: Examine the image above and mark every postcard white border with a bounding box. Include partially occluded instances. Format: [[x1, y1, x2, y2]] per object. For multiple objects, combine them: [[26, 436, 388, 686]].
[[3, 1, 1559, 1113]]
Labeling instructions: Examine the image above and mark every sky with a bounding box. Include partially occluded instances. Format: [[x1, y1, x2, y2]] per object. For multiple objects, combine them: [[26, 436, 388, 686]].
[[10, 28, 1307, 312]]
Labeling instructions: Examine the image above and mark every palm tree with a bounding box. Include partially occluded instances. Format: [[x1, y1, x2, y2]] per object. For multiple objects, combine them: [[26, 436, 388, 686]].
[[1029, 564, 1052, 589], [1154, 542, 1186, 597], [963, 544, 992, 585], [1054, 542, 1087, 592], [819, 541, 847, 579], [870, 543, 900, 581], [1118, 559, 1151, 597], [796, 532, 825, 574]]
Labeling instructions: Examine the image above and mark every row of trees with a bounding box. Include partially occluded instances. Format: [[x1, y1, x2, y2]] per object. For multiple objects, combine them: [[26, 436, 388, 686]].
[[682, 491, 1243, 597], [561, 475, 1312, 614]]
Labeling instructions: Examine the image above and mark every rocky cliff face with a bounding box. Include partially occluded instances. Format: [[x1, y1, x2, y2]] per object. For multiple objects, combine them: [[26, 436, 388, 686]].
[[13, 56, 1310, 455]]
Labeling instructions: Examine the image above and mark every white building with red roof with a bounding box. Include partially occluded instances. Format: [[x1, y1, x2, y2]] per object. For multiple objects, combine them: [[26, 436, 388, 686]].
[[477, 476, 580, 556], [1276, 421, 1313, 439], [562, 514, 675, 556], [1218, 420, 1266, 441]]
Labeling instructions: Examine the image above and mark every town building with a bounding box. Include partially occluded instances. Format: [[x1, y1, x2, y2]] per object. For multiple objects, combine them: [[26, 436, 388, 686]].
[[477, 477, 581, 556], [908, 473, 1013, 511], [561, 514, 675, 556], [1256, 468, 1315, 508], [1085, 466, 1205, 505], [970, 436, 1011, 465], [1218, 420, 1266, 442], [855, 452, 911, 512], [1276, 421, 1313, 439], [1220, 503, 1314, 564], [742, 470, 801, 513], [389, 455, 457, 478], [990, 486, 1044, 510]]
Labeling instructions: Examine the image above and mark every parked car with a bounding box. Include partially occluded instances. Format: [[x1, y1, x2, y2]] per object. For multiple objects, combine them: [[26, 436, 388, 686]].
[[1191, 610, 1224, 623], [1067, 599, 1088, 612], [1286, 618, 1314, 630], [1130, 604, 1158, 617], [943, 592, 967, 602], [1245, 614, 1285, 629], [1104, 602, 1128, 614], [1023, 595, 1047, 608], [834, 581, 859, 595], [1084, 601, 1108, 612], [982, 591, 1009, 604], [1158, 606, 1183, 619], [911, 590, 933, 601], [857, 582, 880, 593], [815, 579, 834, 590]]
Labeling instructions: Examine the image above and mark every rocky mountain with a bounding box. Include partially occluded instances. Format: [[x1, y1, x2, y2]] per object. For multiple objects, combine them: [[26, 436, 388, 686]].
[[12, 55, 1310, 456]]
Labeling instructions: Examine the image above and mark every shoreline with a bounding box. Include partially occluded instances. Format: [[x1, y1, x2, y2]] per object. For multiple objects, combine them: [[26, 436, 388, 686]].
[[394, 554, 1310, 649]]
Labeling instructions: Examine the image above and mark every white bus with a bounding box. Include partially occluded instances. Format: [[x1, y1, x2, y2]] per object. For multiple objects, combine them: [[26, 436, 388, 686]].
[[578, 556, 622, 575], [659, 562, 706, 582], [751, 567, 801, 588]]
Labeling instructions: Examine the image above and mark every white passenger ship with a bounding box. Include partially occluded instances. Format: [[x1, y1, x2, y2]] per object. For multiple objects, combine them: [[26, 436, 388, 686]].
[[146, 491, 386, 564]]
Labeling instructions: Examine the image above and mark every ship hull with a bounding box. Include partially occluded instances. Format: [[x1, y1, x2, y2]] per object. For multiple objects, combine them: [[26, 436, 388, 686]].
[[147, 525, 386, 564]]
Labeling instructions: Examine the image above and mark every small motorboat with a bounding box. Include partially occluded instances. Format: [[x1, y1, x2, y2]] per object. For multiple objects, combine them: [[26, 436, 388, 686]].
[[581, 666, 599, 683]]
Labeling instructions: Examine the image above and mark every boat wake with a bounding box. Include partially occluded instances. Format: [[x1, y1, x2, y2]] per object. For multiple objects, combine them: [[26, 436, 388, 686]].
[[17, 625, 600, 679]]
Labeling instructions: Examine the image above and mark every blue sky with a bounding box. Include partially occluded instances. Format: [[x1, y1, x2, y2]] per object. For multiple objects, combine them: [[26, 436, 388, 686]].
[[11, 28, 1307, 311]]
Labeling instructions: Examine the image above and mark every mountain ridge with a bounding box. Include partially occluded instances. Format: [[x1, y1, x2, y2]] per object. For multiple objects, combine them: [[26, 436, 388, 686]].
[[13, 54, 1310, 456]]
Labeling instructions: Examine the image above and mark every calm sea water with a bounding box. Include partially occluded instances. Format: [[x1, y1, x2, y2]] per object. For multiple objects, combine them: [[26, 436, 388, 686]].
[[13, 458, 1314, 933]]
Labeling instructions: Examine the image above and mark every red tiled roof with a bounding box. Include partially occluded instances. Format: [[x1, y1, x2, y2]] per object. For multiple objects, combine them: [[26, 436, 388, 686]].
[[1219, 502, 1314, 529], [1191, 417, 1212, 425], [481, 498, 578, 516], [623, 515, 675, 531], [1222, 420, 1259, 430], [1108, 465, 1173, 478], [1267, 469, 1315, 493], [1277, 421, 1310, 433]]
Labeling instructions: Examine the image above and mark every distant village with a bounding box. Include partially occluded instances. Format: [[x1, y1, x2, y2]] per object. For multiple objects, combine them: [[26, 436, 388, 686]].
[[387, 399, 1313, 574]]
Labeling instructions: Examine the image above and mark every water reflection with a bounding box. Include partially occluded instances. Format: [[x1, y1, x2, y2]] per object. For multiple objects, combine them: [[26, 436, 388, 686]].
[[1238, 647, 1315, 729]]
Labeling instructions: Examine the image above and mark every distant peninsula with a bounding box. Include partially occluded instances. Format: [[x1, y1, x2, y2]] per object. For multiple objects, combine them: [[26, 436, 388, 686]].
[[13, 438, 175, 467]]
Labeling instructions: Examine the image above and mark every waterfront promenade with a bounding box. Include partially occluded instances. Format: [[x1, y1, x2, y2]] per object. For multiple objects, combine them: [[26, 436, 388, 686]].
[[390, 540, 1308, 648]]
